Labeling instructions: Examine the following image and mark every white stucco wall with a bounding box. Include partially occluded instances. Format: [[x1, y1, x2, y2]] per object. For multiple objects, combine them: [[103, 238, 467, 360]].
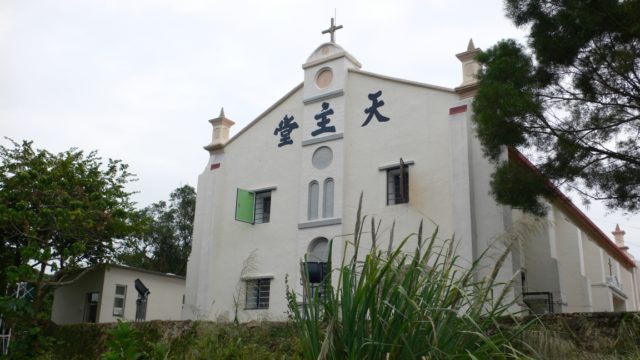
[[183, 41, 637, 321], [553, 208, 592, 312], [99, 266, 185, 323], [184, 87, 306, 322], [517, 208, 563, 312], [52, 265, 184, 324], [342, 71, 459, 259], [619, 264, 636, 310], [51, 269, 104, 325], [183, 43, 525, 321]]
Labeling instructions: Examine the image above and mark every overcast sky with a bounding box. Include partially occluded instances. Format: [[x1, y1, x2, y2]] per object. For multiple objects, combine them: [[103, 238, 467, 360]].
[[2, 0, 639, 257]]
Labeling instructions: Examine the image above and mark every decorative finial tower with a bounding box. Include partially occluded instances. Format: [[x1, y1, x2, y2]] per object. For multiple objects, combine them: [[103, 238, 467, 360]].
[[454, 38, 481, 99], [204, 107, 235, 151], [613, 224, 628, 250]]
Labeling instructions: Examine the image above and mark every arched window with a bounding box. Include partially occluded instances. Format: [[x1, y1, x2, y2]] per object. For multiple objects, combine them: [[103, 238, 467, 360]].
[[306, 237, 329, 287], [323, 178, 334, 218], [307, 237, 329, 263], [308, 181, 319, 220]]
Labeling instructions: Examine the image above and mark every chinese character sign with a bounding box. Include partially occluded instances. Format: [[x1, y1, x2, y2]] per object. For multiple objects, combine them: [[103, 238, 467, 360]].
[[362, 90, 390, 126], [273, 115, 298, 147], [311, 102, 336, 137]]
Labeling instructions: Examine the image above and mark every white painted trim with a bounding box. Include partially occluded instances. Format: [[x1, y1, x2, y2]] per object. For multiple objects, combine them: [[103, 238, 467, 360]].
[[577, 229, 586, 276], [298, 218, 342, 229], [303, 51, 362, 69], [251, 186, 277, 193], [303, 89, 344, 104], [600, 249, 607, 282], [547, 206, 557, 260], [377, 160, 415, 171], [241, 274, 275, 281], [301, 133, 344, 146], [586, 277, 594, 311]]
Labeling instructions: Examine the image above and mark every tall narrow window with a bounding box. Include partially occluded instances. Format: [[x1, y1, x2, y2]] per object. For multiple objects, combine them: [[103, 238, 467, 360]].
[[305, 237, 330, 300], [323, 178, 334, 218], [254, 191, 271, 224], [113, 285, 126, 317], [387, 165, 409, 205], [308, 181, 319, 220]]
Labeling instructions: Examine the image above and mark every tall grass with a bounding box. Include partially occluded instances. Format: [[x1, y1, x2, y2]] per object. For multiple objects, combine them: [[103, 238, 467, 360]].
[[287, 194, 533, 359]]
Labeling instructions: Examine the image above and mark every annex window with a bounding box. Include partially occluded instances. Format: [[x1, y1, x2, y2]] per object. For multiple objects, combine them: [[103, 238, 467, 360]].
[[387, 159, 409, 205], [245, 278, 271, 310], [235, 188, 274, 224], [322, 178, 334, 218], [112, 284, 126, 317], [308, 181, 319, 220]]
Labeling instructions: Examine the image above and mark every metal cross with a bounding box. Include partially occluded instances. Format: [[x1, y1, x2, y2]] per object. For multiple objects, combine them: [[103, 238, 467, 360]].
[[321, 18, 343, 43]]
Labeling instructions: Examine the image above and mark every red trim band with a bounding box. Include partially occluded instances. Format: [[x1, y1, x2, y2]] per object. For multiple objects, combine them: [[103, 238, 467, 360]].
[[449, 105, 468, 115]]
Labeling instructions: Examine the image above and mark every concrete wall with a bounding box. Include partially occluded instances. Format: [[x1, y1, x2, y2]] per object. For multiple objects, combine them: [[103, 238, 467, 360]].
[[184, 86, 305, 322], [553, 208, 592, 312], [52, 266, 185, 324], [183, 42, 637, 321], [342, 71, 459, 259], [51, 269, 104, 325], [99, 266, 185, 323], [518, 208, 562, 312]]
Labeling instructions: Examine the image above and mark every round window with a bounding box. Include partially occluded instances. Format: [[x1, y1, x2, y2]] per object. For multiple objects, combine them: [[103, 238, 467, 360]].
[[315, 68, 333, 89], [312, 146, 333, 169]]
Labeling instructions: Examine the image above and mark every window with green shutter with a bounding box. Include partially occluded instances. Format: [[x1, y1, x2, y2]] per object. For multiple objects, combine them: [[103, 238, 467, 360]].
[[235, 189, 256, 223], [235, 188, 272, 224]]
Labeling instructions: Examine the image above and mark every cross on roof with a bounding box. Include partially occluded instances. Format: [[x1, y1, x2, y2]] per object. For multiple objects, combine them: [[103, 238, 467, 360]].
[[321, 17, 343, 43]]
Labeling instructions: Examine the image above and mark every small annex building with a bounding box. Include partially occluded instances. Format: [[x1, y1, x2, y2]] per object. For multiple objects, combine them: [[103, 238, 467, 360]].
[[51, 264, 185, 324], [182, 21, 639, 322]]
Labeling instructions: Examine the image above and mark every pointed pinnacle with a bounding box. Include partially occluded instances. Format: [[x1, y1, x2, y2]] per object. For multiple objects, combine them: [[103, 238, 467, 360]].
[[219, 107, 225, 118], [467, 38, 475, 51], [615, 224, 621, 232]]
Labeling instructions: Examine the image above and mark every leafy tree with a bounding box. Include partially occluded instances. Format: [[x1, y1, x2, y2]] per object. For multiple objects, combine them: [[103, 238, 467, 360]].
[[473, 0, 640, 215], [117, 185, 195, 276], [0, 139, 139, 313]]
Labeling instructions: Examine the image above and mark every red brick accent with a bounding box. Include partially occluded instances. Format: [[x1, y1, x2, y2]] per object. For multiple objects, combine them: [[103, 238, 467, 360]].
[[210, 163, 221, 170], [449, 105, 468, 115]]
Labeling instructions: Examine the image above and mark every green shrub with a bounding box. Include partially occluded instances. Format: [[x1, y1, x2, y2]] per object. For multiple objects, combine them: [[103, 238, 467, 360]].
[[101, 321, 142, 360], [287, 194, 533, 359]]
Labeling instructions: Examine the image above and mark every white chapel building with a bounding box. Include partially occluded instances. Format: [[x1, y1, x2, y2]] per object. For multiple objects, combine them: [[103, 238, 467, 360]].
[[182, 23, 639, 321]]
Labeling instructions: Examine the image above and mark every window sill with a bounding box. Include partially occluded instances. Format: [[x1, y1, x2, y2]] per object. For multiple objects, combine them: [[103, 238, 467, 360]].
[[298, 218, 342, 229], [378, 160, 414, 171], [386, 202, 409, 207], [241, 274, 275, 281]]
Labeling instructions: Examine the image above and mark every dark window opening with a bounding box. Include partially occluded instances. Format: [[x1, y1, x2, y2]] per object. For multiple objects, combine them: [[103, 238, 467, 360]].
[[245, 278, 271, 310], [387, 164, 409, 205], [255, 191, 271, 224]]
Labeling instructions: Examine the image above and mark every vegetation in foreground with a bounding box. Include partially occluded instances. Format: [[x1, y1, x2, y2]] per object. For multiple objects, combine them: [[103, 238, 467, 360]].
[[5, 313, 640, 360], [287, 194, 533, 359], [5, 194, 640, 359]]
